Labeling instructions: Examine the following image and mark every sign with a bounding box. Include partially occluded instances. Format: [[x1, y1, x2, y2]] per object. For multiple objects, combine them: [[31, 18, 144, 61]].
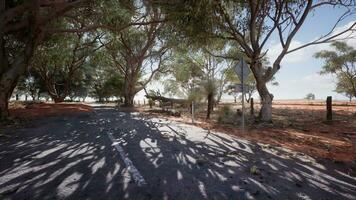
[[235, 84, 249, 93], [233, 59, 250, 134], [234, 59, 250, 81]]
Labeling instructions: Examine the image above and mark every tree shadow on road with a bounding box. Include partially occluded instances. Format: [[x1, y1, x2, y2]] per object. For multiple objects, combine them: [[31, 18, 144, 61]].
[[0, 108, 355, 200]]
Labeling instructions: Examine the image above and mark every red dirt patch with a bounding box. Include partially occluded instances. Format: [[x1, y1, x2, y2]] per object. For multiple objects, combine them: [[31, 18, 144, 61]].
[[9, 102, 92, 119], [143, 102, 356, 163]]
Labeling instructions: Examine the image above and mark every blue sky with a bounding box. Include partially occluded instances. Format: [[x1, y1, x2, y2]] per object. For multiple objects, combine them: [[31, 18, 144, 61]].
[[266, 5, 356, 100], [137, 5, 356, 102]]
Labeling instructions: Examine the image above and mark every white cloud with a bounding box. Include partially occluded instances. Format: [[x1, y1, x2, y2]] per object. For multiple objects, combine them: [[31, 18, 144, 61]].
[[302, 73, 336, 89], [268, 72, 345, 100], [267, 41, 328, 65], [266, 20, 356, 65]]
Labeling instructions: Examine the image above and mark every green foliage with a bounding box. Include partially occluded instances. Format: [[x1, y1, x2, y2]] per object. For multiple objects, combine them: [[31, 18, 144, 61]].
[[104, 74, 125, 98], [305, 93, 315, 100], [88, 50, 125, 102], [315, 42, 356, 99], [163, 44, 229, 108], [217, 105, 234, 124], [148, 98, 154, 108], [153, 0, 217, 45], [16, 72, 44, 100]]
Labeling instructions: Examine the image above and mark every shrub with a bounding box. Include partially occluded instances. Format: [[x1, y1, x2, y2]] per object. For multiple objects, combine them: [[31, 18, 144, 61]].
[[217, 105, 234, 124], [148, 98, 154, 108]]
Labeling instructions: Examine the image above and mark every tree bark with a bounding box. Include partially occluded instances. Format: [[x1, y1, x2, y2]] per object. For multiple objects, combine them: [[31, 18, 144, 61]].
[[250, 60, 274, 122], [206, 92, 214, 119], [52, 96, 65, 103], [256, 79, 273, 122], [124, 92, 134, 107], [0, 62, 26, 118], [123, 77, 136, 107], [0, 33, 35, 118], [0, 92, 9, 118]]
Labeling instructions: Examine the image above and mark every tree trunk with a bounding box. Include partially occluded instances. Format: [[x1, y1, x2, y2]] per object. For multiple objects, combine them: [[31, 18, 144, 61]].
[[45, 83, 67, 103], [124, 78, 136, 107], [0, 92, 9, 119], [0, 31, 35, 119], [206, 92, 214, 119], [256, 79, 273, 122], [124, 94, 134, 107], [0, 63, 25, 119], [52, 96, 65, 103]]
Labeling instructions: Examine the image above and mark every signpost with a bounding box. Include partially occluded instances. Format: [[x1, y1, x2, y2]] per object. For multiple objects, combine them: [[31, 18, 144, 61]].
[[234, 59, 250, 133], [192, 101, 195, 124]]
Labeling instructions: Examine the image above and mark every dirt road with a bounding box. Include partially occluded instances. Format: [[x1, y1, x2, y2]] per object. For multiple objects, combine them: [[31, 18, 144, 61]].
[[1, 106, 355, 200]]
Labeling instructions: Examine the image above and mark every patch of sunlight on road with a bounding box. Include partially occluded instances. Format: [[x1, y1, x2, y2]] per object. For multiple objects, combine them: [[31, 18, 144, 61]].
[[139, 137, 163, 168], [198, 181, 208, 199], [177, 170, 183, 180], [248, 177, 279, 196], [91, 157, 105, 174], [148, 117, 255, 155], [35, 143, 67, 158], [57, 172, 83, 197]]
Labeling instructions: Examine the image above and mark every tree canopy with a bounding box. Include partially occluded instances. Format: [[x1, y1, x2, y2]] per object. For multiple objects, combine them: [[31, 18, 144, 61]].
[[315, 42, 356, 100]]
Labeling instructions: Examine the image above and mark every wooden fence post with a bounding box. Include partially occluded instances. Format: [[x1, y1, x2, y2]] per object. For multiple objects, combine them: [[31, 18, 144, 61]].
[[326, 96, 332, 121], [250, 98, 254, 116]]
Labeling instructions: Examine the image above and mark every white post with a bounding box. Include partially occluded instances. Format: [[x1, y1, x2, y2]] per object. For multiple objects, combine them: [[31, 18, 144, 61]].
[[192, 101, 195, 124]]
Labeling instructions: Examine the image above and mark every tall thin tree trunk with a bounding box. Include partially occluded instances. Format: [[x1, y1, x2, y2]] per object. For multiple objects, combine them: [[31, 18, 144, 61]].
[[206, 92, 214, 119]]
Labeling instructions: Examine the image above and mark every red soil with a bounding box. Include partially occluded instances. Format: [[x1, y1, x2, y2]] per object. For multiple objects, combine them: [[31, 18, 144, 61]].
[[145, 102, 356, 163], [9, 102, 92, 119]]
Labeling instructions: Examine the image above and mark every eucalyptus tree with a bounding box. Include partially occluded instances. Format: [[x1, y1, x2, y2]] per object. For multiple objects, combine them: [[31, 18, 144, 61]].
[[315, 42, 356, 100], [164, 46, 228, 119], [30, 31, 102, 102], [0, 0, 94, 118], [225, 58, 279, 104], [163, 51, 205, 104], [154, 0, 356, 122], [0, 0, 163, 117], [103, 7, 169, 107]]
